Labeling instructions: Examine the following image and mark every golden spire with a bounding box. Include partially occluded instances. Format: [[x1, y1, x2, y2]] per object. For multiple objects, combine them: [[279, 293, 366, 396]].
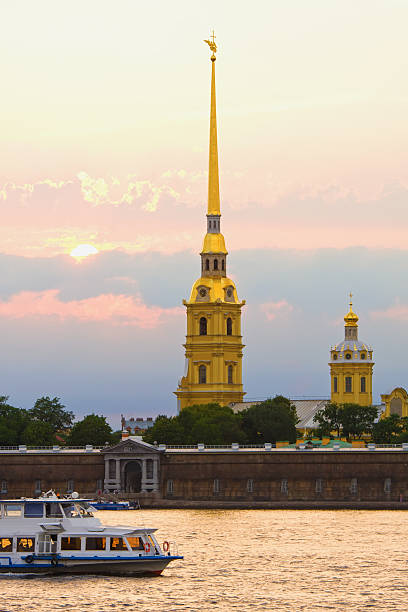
[[204, 31, 221, 216], [344, 292, 359, 327]]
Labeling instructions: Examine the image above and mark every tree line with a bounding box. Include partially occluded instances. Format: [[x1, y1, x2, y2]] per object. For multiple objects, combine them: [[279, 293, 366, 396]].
[[0, 395, 120, 446], [143, 396, 299, 445]]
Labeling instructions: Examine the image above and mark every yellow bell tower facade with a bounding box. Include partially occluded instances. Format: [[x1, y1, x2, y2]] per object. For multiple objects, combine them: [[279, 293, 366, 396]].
[[175, 35, 245, 411], [329, 295, 374, 406]]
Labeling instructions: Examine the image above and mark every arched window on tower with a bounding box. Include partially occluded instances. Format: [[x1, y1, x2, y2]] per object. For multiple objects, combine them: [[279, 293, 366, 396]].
[[228, 365, 233, 384], [205, 259, 210, 271], [199, 365, 207, 384], [226, 317, 232, 336], [199, 317, 207, 335], [221, 259, 225, 271], [214, 259, 218, 270]]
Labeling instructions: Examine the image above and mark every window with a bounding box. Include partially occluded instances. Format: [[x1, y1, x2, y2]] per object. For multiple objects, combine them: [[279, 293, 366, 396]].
[[345, 377, 352, 393], [0, 538, 12, 552], [333, 377, 338, 393], [199, 365, 207, 384], [214, 259, 218, 270], [1, 480, 7, 494], [4, 504, 22, 517], [221, 259, 225, 271], [228, 365, 233, 384], [96, 479, 103, 492], [281, 479, 288, 494], [333, 354, 338, 360], [17, 538, 35, 552], [213, 478, 220, 494], [146, 459, 153, 479], [46, 503, 63, 518], [360, 377, 366, 393], [167, 479, 174, 495], [384, 478, 391, 494], [361, 353, 366, 360], [24, 503, 43, 518], [315, 479, 323, 493], [127, 537, 144, 551], [61, 537, 82, 551], [345, 353, 352, 360], [67, 480, 74, 493], [226, 317, 232, 336], [350, 478, 358, 494], [86, 537, 106, 551], [35, 480, 42, 494], [247, 479, 254, 493], [199, 317, 207, 335], [110, 537, 128, 551], [205, 258, 209, 271]]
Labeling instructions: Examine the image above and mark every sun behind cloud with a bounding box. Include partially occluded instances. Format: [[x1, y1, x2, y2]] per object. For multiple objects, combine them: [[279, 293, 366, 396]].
[[70, 244, 99, 259]]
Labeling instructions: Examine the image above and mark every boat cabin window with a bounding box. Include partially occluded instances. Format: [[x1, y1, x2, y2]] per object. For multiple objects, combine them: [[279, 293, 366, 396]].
[[110, 537, 128, 551], [61, 503, 93, 518], [45, 503, 63, 518], [86, 537, 106, 551], [24, 502, 44, 518], [0, 538, 12, 552], [60, 537, 82, 551], [126, 537, 144, 551], [4, 504, 22, 518], [17, 537, 35, 552]]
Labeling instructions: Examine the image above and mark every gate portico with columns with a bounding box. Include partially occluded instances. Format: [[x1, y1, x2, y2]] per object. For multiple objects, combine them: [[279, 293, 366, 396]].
[[102, 438, 162, 494]]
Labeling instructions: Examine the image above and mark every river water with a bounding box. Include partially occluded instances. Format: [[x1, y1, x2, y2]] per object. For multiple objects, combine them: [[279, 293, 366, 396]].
[[0, 509, 407, 611]]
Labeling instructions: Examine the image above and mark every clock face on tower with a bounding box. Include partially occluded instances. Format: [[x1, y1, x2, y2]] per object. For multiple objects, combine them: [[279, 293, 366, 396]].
[[199, 288, 207, 297]]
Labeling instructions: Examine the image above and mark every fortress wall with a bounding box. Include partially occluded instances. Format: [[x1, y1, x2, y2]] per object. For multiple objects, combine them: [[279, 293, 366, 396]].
[[0, 450, 408, 504]]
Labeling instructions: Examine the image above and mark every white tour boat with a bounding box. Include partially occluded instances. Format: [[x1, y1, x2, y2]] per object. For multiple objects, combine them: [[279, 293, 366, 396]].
[[0, 491, 182, 575]]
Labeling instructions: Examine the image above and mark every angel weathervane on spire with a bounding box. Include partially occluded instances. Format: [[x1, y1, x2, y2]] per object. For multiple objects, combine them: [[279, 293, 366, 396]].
[[204, 30, 217, 58]]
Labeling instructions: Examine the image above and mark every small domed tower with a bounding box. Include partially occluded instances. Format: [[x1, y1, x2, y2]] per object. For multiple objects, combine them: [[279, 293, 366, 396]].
[[329, 294, 374, 406]]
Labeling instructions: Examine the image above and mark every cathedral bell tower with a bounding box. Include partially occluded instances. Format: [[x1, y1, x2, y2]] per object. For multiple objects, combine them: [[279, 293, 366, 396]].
[[175, 34, 246, 411], [329, 294, 374, 406]]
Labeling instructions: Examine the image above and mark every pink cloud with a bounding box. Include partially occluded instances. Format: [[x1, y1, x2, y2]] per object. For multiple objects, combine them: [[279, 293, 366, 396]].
[[0, 290, 182, 329], [260, 300, 294, 321], [371, 300, 408, 321]]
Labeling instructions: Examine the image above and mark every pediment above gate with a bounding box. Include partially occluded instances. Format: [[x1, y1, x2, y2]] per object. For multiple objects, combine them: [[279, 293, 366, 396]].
[[102, 437, 162, 455]]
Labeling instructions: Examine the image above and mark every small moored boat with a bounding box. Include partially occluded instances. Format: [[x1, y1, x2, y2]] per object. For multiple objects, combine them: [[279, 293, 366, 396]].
[[0, 491, 182, 575]]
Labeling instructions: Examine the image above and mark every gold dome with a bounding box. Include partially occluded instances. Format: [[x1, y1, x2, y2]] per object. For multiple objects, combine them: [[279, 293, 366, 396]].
[[202, 232, 227, 254], [188, 276, 240, 304], [344, 293, 359, 327]]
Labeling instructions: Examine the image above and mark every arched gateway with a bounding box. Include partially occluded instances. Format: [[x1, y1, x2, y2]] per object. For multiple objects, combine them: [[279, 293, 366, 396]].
[[102, 438, 162, 494]]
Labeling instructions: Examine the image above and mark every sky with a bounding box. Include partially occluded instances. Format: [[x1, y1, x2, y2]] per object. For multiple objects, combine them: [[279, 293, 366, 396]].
[[1, 0, 408, 425]]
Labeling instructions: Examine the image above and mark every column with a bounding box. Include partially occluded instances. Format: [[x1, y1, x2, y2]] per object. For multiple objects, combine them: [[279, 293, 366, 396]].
[[152, 459, 159, 492], [104, 459, 109, 490], [115, 459, 121, 491], [141, 459, 147, 492]]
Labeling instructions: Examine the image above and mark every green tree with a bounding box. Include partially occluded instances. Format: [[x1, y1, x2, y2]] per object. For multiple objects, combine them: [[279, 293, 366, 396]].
[[21, 421, 55, 446], [29, 396, 74, 433], [314, 402, 343, 437], [340, 403, 378, 439], [240, 396, 297, 443], [372, 414, 403, 443], [143, 415, 187, 445], [0, 396, 30, 445], [143, 404, 245, 445], [67, 414, 115, 446]]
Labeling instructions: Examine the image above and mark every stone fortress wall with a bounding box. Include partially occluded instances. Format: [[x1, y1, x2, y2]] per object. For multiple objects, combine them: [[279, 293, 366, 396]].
[[2, 439, 408, 508]]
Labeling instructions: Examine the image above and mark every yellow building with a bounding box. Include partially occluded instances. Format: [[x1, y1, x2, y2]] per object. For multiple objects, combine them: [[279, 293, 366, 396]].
[[175, 36, 245, 411], [381, 387, 408, 417], [329, 295, 374, 406]]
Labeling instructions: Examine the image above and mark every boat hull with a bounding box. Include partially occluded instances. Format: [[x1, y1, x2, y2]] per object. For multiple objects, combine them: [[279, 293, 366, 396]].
[[0, 556, 182, 576]]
